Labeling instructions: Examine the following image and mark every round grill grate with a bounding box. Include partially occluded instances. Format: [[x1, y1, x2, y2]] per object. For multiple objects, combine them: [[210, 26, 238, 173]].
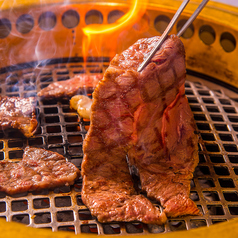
[[0, 61, 237, 234]]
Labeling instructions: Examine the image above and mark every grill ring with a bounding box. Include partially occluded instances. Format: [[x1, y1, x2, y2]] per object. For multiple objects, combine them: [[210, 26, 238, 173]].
[[0, 0, 238, 236]]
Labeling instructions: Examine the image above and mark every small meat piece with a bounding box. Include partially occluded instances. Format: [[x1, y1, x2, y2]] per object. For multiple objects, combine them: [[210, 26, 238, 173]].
[[38, 74, 102, 100], [0, 96, 37, 137], [82, 34, 199, 223], [0, 146, 80, 195]]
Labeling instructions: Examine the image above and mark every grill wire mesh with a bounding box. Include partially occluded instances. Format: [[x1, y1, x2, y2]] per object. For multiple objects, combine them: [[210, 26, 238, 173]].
[[0, 60, 238, 234]]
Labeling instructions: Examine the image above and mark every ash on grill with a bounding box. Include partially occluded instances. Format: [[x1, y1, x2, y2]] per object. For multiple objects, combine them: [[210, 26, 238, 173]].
[[0, 61, 237, 234]]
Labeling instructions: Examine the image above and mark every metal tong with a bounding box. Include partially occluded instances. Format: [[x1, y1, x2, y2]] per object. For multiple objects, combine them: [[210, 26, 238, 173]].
[[137, 0, 209, 72]]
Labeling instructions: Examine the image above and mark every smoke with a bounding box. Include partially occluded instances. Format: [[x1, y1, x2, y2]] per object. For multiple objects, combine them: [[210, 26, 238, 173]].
[[82, 0, 149, 61], [0, 0, 151, 93]]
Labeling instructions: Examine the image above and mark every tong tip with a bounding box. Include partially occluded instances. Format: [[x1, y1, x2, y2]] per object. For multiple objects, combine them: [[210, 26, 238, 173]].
[[137, 0, 209, 72]]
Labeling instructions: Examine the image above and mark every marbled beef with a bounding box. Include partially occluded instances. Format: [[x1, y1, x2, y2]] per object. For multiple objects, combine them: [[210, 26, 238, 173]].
[[0, 146, 80, 195], [38, 74, 102, 100], [0, 96, 37, 137], [82, 35, 199, 224]]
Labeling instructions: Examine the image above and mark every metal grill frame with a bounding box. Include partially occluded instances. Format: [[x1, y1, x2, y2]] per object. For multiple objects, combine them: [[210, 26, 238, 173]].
[[0, 61, 237, 235]]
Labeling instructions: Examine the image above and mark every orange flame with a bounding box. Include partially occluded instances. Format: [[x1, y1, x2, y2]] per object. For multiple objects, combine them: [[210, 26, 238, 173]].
[[82, 0, 148, 63]]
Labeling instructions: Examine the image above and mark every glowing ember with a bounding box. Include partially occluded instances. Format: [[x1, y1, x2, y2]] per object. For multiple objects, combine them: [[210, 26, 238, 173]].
[[82, 0, 148, 62]]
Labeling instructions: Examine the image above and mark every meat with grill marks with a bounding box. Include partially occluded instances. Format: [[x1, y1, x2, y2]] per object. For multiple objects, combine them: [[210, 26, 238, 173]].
[[128, 92, 200, 217], [0, 146, 80, 195], [82, 35, 199, 224], [0, 96, 38, 137], [38, 74, 102, 100]]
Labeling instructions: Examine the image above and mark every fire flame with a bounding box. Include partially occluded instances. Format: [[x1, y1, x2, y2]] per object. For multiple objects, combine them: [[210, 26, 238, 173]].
[[82, 0, 148, 63]]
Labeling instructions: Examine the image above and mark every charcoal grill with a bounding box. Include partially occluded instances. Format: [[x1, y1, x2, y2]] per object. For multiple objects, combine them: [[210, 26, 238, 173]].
[[0, 0, 238, 236]]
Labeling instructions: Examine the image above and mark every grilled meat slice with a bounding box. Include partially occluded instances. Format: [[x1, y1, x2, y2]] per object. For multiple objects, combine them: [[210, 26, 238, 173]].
[[82, 34, 199, 222], [0, 96, 37, 137], [38, 74, 102, 100], [0, 146, 80, 195], [125, 35, 199, 217], [82, 148, 166, 224], [128, 93, 200, 217]]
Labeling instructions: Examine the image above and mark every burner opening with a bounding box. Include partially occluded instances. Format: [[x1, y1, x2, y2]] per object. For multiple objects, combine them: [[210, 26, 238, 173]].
[[16, 14, 34, 34], [199, 25, 216, 46], [62, 10, 80, 29], [38, 11, 57, 31], [0, 18, 11, 39]]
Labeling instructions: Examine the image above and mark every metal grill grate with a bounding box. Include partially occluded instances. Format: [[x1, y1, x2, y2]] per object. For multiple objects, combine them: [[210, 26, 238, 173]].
[[0, 61, 238, 234]]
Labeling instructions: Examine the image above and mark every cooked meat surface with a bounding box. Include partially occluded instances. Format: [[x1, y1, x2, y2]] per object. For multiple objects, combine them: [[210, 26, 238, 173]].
[[0, 146, 80, 195], [82, 35, 199, 223], [38, 74, 102, 100], [82, 148, 166, 224], [0, 96, 38, 137], [128, 93, 200, 217]]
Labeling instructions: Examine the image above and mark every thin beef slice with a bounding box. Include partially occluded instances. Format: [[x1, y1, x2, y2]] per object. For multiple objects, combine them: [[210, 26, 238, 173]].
[[0, 146, 80, 195], [38, 74, 102, 100], [82, 35, 199, 223]]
